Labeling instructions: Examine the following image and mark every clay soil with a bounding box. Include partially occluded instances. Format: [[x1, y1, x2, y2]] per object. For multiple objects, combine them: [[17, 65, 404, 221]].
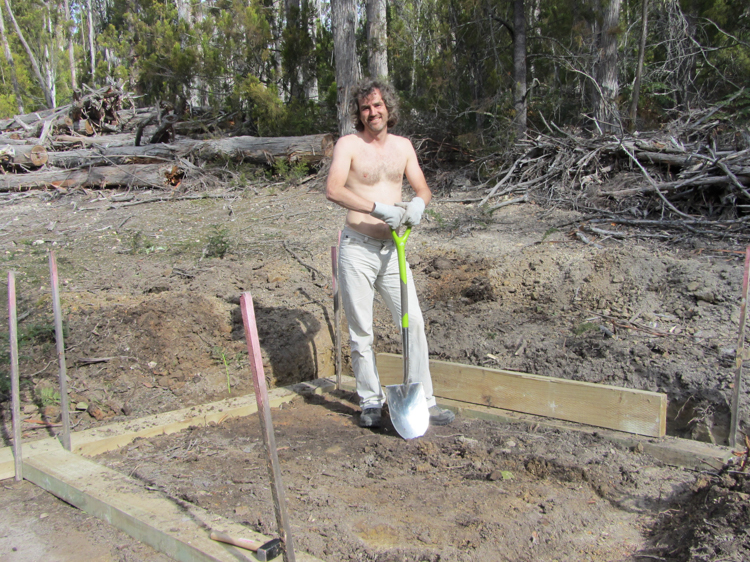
[[1, 173, 750, 561]]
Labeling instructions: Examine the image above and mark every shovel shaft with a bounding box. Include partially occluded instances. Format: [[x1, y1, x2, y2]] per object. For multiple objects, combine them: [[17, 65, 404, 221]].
[[392, 228, 411, 385]]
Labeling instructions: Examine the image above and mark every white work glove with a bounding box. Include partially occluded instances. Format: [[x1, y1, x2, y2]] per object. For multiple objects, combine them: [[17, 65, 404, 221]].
[[370, 202, 406, 230], [396, 197, 426, 227]]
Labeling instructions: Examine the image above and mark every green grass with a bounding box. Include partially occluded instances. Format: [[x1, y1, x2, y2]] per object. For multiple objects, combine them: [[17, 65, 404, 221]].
[[573, 322, 598, 335]]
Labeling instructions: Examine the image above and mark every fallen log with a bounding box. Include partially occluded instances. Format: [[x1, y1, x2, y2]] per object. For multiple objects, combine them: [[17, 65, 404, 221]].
[[0, 145, 48, 167], [44, 140, 195, 168], [191, 134, 334, 164], [51, 133, 157, 149], [43, 134, 334, 168], [0, 163, 182, 192], [606, 174, 750, 197]]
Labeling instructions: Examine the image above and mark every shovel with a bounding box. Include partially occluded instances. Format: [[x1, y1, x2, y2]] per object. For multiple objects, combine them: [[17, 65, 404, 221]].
[[385, 227, 430, 439]]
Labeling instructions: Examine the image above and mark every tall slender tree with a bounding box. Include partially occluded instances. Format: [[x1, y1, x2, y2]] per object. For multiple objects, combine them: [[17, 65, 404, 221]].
[[593, 0, 622, 134], [64, 0, 76, 91], [0, 2, 23, 113], [4, 0, 55, 108], [513, 0, 527, 136], [331, 0, 359, 135], [86, 0, 94, 84], [629, 0, 649, 130], [366, 0, 387, 79]]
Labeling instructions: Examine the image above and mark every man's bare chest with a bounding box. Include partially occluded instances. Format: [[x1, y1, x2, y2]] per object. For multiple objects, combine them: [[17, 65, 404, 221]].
[[350, 149, 406, 185]]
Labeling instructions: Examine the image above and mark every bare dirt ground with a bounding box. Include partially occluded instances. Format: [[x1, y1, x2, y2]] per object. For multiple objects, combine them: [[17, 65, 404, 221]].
[[1, 172, 750, 561]]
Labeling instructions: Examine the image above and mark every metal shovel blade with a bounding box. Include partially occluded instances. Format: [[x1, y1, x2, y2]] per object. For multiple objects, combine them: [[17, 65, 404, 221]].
[[386, 381, 429, 439]]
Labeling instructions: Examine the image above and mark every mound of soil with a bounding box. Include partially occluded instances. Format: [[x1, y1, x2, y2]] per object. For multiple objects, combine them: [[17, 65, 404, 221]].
[[1, 179, 749, 560]]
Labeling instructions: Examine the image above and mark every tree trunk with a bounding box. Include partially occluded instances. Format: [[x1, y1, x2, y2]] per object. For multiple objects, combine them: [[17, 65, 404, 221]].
[[628, 0, 648, 131], [0, 164, 182, 192], [331, 0, 360, 136], [43, 4, 57, 109], [4, 0, 54, 108], [366, 0, 388, 79], [87, 0, 95, 83], [0, 3, 22, 114], [305, 0, 320, 101], [512, 0, 527, 137], [11, 134, 335, 169], [594, 0, 622, 134], [64, 0, 76, 90]]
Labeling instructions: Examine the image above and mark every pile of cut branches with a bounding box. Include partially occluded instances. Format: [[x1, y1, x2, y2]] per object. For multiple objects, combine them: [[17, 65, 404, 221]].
[[0, 86, 333, 193], [466, 114, 750, 241]]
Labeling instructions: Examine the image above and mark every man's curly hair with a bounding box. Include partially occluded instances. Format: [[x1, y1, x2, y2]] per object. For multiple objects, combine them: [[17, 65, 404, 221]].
[[349, 78, 400, 132]]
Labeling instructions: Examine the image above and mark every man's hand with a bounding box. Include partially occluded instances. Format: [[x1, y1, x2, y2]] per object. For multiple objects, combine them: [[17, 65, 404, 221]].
[[371, 202, 406, 230], [396, 197, 426, 227]]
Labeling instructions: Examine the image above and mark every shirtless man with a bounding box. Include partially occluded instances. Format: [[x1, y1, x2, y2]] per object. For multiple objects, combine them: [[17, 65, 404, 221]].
[[326, 78, 454, 428]]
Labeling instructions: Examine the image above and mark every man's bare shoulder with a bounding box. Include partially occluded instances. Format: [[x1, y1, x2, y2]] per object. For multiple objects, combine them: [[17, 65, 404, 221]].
[[335, 133, 365, 148], [387, 133, 416, 150]]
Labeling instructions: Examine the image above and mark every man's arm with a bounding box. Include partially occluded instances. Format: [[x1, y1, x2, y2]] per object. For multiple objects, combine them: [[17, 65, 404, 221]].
[[404, 141, 432, 205], [325, 137, 375, 213], [397, 140, 432, 227]]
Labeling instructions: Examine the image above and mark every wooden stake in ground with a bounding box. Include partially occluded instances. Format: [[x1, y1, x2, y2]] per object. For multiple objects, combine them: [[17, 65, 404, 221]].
[[49, 251, 71, 451], [8, 271, 22, 481], [331, 242, 341, 390], [730, 246, 750, 448], [240, 292, 296, 562]]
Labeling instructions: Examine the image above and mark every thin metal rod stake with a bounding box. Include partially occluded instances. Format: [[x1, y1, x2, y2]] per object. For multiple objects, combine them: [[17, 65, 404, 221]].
[[730, 246, 750, 448], [240, 292, 296, 562], [49, 251, 71, 451], [8, 271, 23, 481]]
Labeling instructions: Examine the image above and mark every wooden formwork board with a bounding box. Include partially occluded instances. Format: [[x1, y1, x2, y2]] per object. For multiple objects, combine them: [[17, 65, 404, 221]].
[[0, 352, 692, 562], [23, 447, 324, 562], [376, 353, 667, 437], [0, 378, 334, 481]]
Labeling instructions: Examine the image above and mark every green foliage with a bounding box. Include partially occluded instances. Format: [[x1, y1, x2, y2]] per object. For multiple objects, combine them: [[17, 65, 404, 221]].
[[231, 75, 285, 135], [0, 320, 63, 396], [425, 208, 446, 228], [2, 0, 748, 136], [541, 228, 559, 242], [129, 231, 155, 255], [212, 346, 231, 394], [37, 386, 61, 407], [573, 322, 599, 335], [271, 159, 310, 181], [204, 226, 231, 259], [21, 322, 59, 343]]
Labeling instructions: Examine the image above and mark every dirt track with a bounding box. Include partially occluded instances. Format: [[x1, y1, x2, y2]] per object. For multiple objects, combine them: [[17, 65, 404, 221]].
[[1, 178, 749, 561]]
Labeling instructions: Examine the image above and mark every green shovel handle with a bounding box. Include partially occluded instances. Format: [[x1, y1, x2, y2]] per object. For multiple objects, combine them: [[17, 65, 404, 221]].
[[392, 227, 411, 386], [391, 227, 411, 329]]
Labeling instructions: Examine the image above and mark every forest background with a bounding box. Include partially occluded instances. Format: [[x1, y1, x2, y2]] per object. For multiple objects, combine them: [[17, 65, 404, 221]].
[[1, 0, 748, 147]]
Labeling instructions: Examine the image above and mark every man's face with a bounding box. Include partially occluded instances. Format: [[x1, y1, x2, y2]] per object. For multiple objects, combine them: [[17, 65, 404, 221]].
[[358, 89, 389, 134]]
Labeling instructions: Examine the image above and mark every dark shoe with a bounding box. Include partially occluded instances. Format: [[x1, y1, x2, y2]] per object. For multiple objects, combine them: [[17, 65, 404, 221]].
[[360, 407, 382, 428], [429, 405, 455, 425]]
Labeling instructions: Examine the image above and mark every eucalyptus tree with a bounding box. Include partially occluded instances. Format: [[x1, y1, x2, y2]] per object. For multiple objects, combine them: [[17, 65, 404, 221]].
[[63, 0, 76, 91], [593, 0, 622, 134], [0, 2, 23, 113], [513, 0, 527, 136], [366, 0, 387, 79], [4, 0, 57, 108], [331, 0, 359, 135], [629, 0, 649, 129]]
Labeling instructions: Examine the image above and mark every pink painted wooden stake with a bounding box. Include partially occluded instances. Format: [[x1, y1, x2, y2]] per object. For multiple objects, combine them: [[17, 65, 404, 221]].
[[730, 246, 750, 448], [331, 244, 341, 389], [240, 292, 296, 562], [8, 271, 23, 480], [49, 251, 71, 451]]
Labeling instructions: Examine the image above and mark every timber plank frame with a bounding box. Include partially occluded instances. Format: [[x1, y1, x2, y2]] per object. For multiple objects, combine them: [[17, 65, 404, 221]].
[[0, 360, 734, 562], [376, 353, 668, 438]]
